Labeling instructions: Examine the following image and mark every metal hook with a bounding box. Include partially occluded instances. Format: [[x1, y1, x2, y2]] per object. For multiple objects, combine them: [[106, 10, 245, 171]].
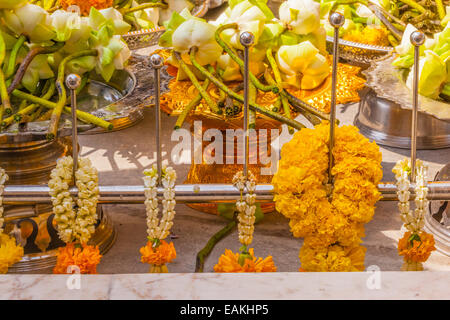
[[240, 31, 255, 180], [66, 74, 82, 183], [410, 31, 425, 183], [149, 53, 164, 186], [328, 12, 345, 185]]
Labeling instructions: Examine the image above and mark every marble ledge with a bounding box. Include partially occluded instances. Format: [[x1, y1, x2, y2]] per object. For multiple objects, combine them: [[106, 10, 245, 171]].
[[0, 272, 449, 300]]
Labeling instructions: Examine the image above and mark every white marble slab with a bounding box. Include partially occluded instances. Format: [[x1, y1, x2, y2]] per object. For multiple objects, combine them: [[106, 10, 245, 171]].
[[0, 272, 448, 300]]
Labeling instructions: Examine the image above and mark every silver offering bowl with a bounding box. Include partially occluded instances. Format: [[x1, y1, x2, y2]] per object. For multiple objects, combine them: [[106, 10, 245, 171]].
[[355, 55, 450, 149]]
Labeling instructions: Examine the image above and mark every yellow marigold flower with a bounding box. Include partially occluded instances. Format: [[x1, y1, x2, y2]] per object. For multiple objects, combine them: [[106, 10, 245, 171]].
[[140, 240, 176, 266], [58, 0, 113, 16], [0, 234, 24, 274], [398, 231, 436, 263], [53, 243, 102, 274], [214, 248, 277, 273]]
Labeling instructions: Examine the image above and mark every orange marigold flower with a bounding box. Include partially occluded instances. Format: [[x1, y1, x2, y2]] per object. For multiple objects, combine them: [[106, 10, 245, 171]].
[[58, 0, 113, 16], [214, 248, 277, 273], [140, 240, 176, 266], [398, 231, 436, 263], [53, 243, 102, 274]]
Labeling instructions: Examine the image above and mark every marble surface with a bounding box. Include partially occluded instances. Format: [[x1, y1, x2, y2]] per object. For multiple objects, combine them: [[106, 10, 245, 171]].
[[0, 272, 449, 300]]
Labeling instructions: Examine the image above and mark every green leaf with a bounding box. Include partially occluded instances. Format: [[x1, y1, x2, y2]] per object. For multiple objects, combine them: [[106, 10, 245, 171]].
[[218, 203, 236, 220]]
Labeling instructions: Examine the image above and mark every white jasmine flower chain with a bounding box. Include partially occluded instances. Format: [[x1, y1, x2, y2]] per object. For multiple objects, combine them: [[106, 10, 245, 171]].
[[143, 164, 177, 241], [48, 156, 99, 244], [233, 171, 256, 246], [392, 159, 428, 233], [0, 168, 8, 234]]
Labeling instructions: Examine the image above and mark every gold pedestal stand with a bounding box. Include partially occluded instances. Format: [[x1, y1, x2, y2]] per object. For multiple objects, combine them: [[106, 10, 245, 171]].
[[1, 139, 116, 273]]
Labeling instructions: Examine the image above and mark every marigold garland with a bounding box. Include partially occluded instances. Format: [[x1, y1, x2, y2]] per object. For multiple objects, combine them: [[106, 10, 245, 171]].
[[272, 122, 383, 272], [140, 165, 177, 273], [58, 0, 113, 16], [0, 168, 24, 274], [214, 248, 277, 273], [392, 159, 436, 271], [53, 242, 102, 274], [214, 171, 277, 273], [49, 156, 101, 274]]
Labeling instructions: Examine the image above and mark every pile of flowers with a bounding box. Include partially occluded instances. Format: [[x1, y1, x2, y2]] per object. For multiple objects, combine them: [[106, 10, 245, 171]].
[[272, 122, 383, 271], [49, 156, 102, 274], [392, 159, 436, 271], [139, 164, 178, 273]]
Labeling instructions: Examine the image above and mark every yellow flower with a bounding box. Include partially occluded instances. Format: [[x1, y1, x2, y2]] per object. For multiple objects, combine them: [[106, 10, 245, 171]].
[[140, 240, 176, 266], [0, 234, 24, 274], [398, 231, 436, 263], [272, 122, 382, 271], [214, 248, 277, 273], [53, 243, 102, 274]]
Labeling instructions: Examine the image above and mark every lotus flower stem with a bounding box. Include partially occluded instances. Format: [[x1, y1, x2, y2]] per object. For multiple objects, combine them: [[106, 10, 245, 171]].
[[122, 2, 168, 14], [0, 36, 11, 121], [174, 77, 211, 130], [7, 42, 64, 95], [190, 49, 305, 130], [435, 0, 446, 20], [399, 0, 427, 13], [173, 52, 221, 115], [48, 49, 98, 140], [215, 24, 278, 93], [195, 220, 236, 273], [5, 35, 26, 80], [266, 48, 295, 134], [249, 82, 256, 129], [12, 89, 113, 131]]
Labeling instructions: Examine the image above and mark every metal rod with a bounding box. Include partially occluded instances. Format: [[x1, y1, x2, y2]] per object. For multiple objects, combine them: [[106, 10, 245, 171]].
[[65, 74, 82, 182], [410, 31, 425, 183], [328, 13, 345, 184], [150, 54, 164, 185], [240, 32, 254, 179], [2, 182, 449, 205]]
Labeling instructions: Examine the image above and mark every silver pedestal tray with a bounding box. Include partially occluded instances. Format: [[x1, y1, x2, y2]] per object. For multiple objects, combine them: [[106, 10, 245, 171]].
[[426, 163, 450, 256], [355, 55, 450, 149]]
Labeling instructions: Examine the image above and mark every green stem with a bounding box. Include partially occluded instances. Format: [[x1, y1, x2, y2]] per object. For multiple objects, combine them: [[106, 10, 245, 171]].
[[195, 220, 236, 273], [215, 24, 278, 93], [249, 82, 256, 129], [173, 52, 221, 115], [0, 33, 11, 119], [435, 0, 446, 20], [5, 35, 26, 80], [12, 89, 113, 131], [48, 50, 98, 140], [174, 77, 211, 130], [189, 49, 305, 130]]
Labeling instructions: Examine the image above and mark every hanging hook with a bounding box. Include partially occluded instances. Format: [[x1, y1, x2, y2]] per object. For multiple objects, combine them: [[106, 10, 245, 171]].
[[66, 74, 82, 183], [149, 53, 164, 186], [240, 31, 255, 180]]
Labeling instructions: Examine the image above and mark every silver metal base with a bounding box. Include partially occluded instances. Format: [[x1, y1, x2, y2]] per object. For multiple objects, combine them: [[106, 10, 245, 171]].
[[425, 163, 450, 256], [355, 88, 450, 149]]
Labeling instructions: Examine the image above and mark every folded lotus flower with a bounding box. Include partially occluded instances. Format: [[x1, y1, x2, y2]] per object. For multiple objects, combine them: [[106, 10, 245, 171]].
[[279, 0, 320, 35], [51, 9, 82, 42], [276, 41, 329, 89], [171, 11, 222, 66], [217, 53, 265, 82], [406, 50, 447, 99], [22, 54, 54, 92], [89, 7, 131, 35], [214, 0, 271, 49], [395, 24, 419, 56], [2, 4, 54, 42], [159, 0, 194, 26], [131, 0, 160, 29], [95, 35, 131, 82], [0, 0, 27, 9]]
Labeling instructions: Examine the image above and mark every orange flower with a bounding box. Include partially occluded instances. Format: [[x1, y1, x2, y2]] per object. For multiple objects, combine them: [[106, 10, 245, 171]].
[[214, 248, 277, 273], [53, 243, 102, 274], [140, 240, 176, 266], [398, 231, 436, 263], [58, 0, 113, 16]]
